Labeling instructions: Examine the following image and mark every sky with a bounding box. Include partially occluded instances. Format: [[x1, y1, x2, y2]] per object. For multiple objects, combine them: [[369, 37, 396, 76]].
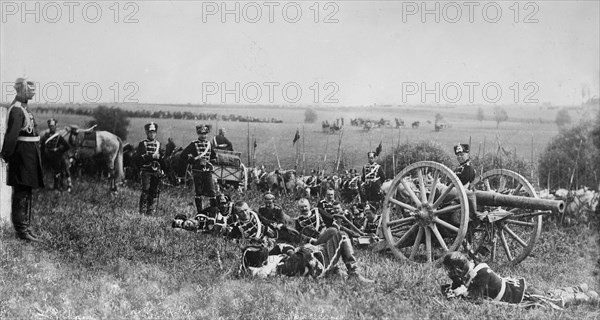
[[1, 0, 598, 106]]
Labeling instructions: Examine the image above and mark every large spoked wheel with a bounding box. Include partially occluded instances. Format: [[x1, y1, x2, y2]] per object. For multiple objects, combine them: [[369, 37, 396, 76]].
[[469, 169, 542, 266], [381, 161, 469, 263]]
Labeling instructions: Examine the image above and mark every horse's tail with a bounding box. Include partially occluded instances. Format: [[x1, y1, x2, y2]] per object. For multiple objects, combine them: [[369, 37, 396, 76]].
[[114, 136, 124, 181]]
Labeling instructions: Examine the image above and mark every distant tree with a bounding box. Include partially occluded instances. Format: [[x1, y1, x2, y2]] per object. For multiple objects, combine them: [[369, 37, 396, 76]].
[[538, 120, 599, 190], [493, 107, 508, 128], [555, 108, 572, 127], [304, 108, 318, 123], [476, 107, 485, 122], [90, 105, 130, 140]]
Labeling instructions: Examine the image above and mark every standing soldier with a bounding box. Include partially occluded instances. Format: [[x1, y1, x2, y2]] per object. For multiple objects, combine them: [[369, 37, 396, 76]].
[[361, 151, 385, 204], [180, 124, 217, 214], [213, 127, 233, 151], [0, 78, 44, 242], [136, 122, 164, 215], [41, 118, 71, 192], [453, 143, 476, 187]]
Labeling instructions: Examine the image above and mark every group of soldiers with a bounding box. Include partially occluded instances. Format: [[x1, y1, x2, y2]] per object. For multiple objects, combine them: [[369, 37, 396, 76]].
[[135, 122, 233, 215]]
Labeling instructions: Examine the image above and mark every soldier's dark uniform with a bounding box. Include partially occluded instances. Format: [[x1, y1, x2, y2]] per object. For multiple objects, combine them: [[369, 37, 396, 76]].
[[453, 144, 476, 186], [41, 119, 71, 191], [340, 169, 361, 203], [362, 152, 386, 203], [317, 198, 335, 216], [228, 208, 265, 240], [180, 124, 217, 214], [213, 128, 233, 151], [197, 194, 237, 234], [294, 202, 372, 282], [305, 171, 321, 198], [1, 79, 44, 242], [136, 122, 164, 215]]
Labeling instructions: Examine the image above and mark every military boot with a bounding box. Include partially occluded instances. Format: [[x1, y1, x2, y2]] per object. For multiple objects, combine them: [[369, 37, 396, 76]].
[[139, 191, 149, 215], [146, 197, 157, 215], [12, 193, 39, 242], [346, 263, 374, 284], [194, 196, 204, 215]]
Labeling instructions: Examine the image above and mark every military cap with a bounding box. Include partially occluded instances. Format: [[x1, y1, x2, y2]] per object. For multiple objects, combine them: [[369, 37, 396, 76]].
[[263, 192, 275, 201], [367, 151, 376, 157], [196, 124, 211, 134], [47, 118, 57, 126], [454, 143, 470, 155], [144, 122, 158, 132]]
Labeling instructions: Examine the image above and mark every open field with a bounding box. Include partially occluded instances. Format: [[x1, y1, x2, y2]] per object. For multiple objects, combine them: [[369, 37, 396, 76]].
[[30, 103, 598, 184], [1, 178, 599, 319]]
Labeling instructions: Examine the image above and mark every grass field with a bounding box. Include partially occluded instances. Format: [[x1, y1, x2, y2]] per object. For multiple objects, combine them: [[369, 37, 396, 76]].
[[0, 178, 599, 319], [31, 103, 598, 182]]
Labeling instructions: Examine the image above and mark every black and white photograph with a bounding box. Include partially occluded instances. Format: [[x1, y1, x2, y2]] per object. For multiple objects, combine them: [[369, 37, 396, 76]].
[[1, 1, 599, 318]]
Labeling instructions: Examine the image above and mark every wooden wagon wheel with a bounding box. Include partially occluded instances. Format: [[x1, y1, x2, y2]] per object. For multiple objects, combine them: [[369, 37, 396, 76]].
[[381, 161, 469, 263], [469, 169, 542, 266]]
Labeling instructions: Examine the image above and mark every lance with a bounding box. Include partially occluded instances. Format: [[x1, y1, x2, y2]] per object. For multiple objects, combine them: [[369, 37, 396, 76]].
[[272, 138, 282, 170], [335, 129, 344, 172], [322, 134, 330, 172]]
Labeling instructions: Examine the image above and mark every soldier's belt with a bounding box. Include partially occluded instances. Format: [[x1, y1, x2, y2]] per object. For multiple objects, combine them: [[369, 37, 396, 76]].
[[17, 136, 40, 142]]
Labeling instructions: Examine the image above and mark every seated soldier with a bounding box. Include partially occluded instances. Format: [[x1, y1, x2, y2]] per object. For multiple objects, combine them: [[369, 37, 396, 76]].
[[228, 201, 276, 240], [257, 192, 301, 243], [305, 170, 321, 198], [317, 188, 337, 215], [293, 198, 373, 283], [363, 208, 380, 235], [197, 193, 236, 234], [441, 251, 598, 308]]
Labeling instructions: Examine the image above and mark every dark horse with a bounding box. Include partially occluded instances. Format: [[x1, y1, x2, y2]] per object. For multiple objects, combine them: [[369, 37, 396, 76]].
[[64, 125, 124, 192]]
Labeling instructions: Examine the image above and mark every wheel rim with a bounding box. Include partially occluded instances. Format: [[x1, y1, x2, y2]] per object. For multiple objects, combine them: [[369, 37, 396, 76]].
[[381, 161, 469, 263], [469, 169, 542, 266]]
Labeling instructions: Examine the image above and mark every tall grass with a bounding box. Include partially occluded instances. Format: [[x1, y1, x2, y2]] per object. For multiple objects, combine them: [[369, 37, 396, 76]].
[[1, 178, 599, 319]]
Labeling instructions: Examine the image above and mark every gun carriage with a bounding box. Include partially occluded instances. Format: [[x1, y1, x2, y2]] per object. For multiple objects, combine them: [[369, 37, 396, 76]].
[[380, 161, 565, 266]]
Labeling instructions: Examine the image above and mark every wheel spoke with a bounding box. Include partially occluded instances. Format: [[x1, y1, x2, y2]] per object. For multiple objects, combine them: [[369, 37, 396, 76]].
[[499, 230, 514, 261], [502, 225, 527, 248], [433, 204, 461, 216], [512, 183, 523, 195], [432, 184, 455, 209], [434, 217, 459, 233], [401, 179, 422, 207], [424, 227, 433, 262], [428, 170, 440, 203], [484, 179, 491, 191], [394, 224, 419, 248], [387, 216, 416, 228], [417, 168, 428, 204], [498, 176, 507, 192], [389, 197, 418, 212], [431, 224, 449, 251], [409, 226, 424, 260], [504, 219, 535, 228]]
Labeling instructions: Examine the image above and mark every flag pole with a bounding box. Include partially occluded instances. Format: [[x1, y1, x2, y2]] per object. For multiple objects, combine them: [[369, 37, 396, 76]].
[[302, 124, 306, 176]]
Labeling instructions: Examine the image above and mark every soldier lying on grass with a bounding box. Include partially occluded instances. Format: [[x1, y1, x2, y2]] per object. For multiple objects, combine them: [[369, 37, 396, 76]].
[[441, 251, 598, 309]]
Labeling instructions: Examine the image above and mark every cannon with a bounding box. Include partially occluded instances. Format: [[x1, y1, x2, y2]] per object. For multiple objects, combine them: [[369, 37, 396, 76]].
[[379, 161, 564, 266]]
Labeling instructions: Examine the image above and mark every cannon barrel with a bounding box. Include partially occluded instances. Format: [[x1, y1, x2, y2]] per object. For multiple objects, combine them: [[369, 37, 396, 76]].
[[472, 191, 565, 214]]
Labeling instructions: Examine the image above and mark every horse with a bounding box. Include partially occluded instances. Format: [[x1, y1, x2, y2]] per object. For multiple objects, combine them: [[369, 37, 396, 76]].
[[64, 125, 124, 192], [122, 143, 139, 183], [264, 169, 297, 196], [411, 121, 420, 129], [559, 188, 598, 226]]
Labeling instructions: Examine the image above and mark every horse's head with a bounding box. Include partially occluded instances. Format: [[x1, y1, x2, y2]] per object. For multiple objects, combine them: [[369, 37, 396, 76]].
[[165, 137, 176, 157]]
